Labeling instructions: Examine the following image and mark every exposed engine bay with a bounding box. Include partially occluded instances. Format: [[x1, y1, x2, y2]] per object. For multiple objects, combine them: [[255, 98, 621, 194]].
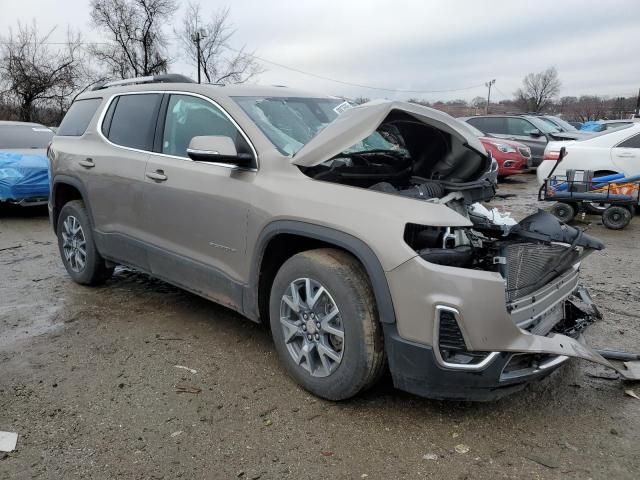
[[300, 114, 498, 205], [299, 115, 604, 301]]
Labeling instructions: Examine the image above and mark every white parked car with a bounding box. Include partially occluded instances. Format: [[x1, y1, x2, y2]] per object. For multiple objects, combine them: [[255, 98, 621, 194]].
[[537, 123, 640, 184]]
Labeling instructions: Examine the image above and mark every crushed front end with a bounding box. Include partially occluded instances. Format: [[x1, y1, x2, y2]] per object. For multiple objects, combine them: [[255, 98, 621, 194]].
[[384, 202, 614, 401]]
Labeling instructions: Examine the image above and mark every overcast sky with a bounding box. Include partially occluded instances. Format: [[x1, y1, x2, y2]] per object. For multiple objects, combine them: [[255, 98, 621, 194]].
[[1, 0, 638, 101]]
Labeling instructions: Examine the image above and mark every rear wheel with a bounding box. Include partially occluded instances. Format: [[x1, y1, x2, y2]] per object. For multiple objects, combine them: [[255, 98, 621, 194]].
[[602, 205, 632, 230], [269, 248, 385, 400], [550, 202, 576, 223], [57, 200, 113, 285]]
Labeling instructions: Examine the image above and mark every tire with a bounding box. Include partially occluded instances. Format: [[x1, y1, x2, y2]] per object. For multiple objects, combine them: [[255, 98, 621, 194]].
[[269, 248, 385, 400], [56, 200, 113, 285], [602, 205, 632, 230], [550, 202, 576, 223]]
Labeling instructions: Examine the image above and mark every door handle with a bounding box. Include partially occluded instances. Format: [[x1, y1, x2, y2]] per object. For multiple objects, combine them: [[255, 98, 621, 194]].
[[146, 170, 167, 181], [78, 158, 95, 168], [616, 152, 635, 158]]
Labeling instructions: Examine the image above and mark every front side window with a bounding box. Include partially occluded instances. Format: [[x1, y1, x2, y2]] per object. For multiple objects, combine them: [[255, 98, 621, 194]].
[[162, 94, 247, 158], [57, 98, 102, 136], [506, 118, 537, 136], [105, 93, 161, 151]]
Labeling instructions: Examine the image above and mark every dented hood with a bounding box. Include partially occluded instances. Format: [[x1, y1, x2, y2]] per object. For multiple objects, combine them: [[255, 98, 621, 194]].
[[291, 99, 487, 167]]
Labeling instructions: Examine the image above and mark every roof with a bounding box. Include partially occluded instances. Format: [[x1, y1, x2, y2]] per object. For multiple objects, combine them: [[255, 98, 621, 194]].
[[78, 81, 334, 101], [0, 120, 47, 127]]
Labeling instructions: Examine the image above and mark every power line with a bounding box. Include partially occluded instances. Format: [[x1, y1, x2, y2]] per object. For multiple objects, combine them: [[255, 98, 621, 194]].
[[0, 39, 486, 94]]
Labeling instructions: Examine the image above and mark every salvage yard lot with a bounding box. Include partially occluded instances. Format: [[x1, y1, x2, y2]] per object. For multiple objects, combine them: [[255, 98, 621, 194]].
[[1, 174, 639, 480]]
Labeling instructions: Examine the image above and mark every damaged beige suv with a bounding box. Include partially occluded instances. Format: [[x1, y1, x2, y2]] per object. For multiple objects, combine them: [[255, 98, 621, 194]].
[[49, 74, 621, 401]]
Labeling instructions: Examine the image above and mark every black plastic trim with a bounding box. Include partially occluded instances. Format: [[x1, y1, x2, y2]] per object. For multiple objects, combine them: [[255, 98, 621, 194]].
[[246, 220, 397, 324], [383, 323, 565, 401]]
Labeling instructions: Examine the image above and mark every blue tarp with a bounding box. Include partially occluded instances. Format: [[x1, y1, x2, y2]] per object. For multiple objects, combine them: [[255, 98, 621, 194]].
[[580, 121, 603, 132], [0, 152, 50, 202]]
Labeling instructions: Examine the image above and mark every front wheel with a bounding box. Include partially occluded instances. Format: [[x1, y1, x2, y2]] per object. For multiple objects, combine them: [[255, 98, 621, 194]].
[[57, 200, 113, 285], [269, 248, 385, 400]]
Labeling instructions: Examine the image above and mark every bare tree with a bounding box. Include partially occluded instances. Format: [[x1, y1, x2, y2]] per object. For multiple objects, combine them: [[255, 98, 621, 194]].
[[0, 21, 84, 122], [89, 0, 176, 79], [514, 66, 561, 113], [177, 2, 263, 83]]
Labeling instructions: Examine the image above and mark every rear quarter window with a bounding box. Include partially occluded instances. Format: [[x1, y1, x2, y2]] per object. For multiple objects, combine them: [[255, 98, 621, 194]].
[[618, 133, 640, 148], [104, 94, 162, 151], [57, 98, 103, 136]]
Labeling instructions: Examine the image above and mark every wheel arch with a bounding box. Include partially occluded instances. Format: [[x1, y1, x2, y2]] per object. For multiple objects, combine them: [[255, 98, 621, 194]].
[[51, 176, 93, 233], [246, 220, 397, 326]]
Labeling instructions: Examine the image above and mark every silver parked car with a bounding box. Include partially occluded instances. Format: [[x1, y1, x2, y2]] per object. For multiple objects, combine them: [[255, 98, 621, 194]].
[[48, 74, 621, 401]]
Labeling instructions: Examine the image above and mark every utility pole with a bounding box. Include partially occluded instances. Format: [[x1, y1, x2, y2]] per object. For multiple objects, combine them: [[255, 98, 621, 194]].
[[485, 79, 496, 114], [191, 29, 207, 84]]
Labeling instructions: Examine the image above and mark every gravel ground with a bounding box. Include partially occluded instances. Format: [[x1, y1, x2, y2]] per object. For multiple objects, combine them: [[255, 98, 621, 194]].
[[1, 173, 639, 479]]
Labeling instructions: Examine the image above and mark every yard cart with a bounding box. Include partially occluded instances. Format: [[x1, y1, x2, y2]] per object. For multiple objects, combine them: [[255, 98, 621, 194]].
[[539, 148, 639, 230]]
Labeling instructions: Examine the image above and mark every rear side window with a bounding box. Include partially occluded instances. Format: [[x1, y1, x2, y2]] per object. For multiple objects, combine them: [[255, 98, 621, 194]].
[[467, 117, 506, 134], [618, 133, 640, 148], [104, 94, 162, 151], [0, 124, 54, 149], [57, 98, 102, 136]]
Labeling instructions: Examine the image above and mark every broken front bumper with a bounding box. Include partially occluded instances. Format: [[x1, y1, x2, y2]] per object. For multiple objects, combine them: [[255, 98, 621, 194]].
[[383, 256, 630, 401]]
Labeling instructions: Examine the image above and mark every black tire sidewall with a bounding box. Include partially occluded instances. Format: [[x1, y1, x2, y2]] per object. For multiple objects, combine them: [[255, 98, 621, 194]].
[[551, 202, 576, 223], [269, 251, 377, 400], [56, 201, 107, 284], [602, 206, 631, 230]]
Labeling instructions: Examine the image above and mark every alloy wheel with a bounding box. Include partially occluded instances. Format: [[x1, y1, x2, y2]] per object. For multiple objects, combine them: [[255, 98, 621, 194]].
[[279, 277, 345, 377], [61, 215, 87, 272]]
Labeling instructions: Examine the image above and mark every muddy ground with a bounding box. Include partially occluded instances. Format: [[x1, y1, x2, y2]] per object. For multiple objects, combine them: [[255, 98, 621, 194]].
[[1, 173, 639, 480]]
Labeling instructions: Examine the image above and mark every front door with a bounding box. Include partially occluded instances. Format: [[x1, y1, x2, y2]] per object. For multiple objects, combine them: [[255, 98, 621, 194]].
[[141, 93, 257, 309], [611, 132, 640, 176]]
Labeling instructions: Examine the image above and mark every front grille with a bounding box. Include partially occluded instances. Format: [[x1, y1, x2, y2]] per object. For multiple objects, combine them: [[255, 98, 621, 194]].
[[501, 243, 580, 302], [518, 147, 531, 158]]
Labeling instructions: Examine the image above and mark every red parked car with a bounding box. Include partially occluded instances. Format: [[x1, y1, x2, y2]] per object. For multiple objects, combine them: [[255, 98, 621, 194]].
[[464, 123, 530, 178]]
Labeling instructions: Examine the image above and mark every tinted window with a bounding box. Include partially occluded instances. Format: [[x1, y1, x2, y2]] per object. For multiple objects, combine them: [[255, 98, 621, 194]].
[[0, 124, 54, 149], [57, 98, 102, 136], [618, 133, 640, 148], [506, 118, 537, 136], [467, 117, 506, 134], [162, 94, 246, 158], [107, 94, 161, 150]]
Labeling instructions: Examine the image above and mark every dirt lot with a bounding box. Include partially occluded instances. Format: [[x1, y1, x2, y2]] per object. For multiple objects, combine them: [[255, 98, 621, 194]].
[[1, 173, 639, 480]]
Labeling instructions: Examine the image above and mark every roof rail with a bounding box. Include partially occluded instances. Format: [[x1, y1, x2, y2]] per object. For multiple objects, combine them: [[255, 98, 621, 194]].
[[92, 74, 195, 91]]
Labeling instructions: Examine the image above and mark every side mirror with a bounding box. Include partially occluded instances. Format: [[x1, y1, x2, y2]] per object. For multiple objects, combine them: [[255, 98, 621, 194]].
[[186, 136, 253, 168], [529, 129, 543, 137]]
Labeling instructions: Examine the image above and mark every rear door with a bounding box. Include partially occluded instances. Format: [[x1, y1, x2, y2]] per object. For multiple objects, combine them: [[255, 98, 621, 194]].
[[141, 93, 257, 308], [611, 132, 640, 176], [80, 92, 162, 268], [502, 117, 547, 166]]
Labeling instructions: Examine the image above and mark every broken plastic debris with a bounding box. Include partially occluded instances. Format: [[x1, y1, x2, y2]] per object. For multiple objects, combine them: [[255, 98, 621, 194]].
[[170, 431, 183, 438], [174, 365, 197, 374], [468, 203, 517, 227], [624, 389, 640, 400], [0, 432, 18, 452], [422, 453, 438, 460], [454, 444, 470, 454]]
